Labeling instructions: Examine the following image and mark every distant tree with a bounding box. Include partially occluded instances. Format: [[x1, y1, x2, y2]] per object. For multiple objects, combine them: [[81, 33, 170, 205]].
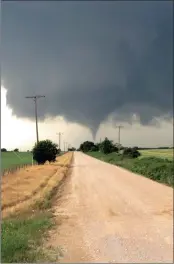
[[95, 143, 101, 151], [90, 145, 98, 152], [79, 141, 95, 152], [14, 148, 19, 152], [68, 147, 76, 151], [1, 148, 7, 152], [133, 146, 139, 150], [100, 137, 117, 154], [32, 139, 59, 164]]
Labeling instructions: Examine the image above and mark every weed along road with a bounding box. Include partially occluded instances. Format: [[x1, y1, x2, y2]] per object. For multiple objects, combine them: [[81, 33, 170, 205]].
[[48, 152, 173, 263]]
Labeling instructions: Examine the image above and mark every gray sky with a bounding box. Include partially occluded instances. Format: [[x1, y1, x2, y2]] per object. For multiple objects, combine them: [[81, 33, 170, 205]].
[[1, 1, 173, 148]]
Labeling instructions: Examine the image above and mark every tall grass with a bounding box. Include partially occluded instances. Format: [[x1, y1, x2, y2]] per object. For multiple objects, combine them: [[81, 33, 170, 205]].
[[89, 152, 173, 187], [2, 152, 73, 263], [2, 212, 53, 263]]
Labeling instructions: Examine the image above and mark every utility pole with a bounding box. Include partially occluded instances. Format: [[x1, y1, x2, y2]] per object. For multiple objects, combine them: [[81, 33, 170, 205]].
[[66, 142, 68, 151], [115, 125, 124, 146], [56, 132, 63, 151], [25, 95, 45, 144], [64, 141, 67, 152]]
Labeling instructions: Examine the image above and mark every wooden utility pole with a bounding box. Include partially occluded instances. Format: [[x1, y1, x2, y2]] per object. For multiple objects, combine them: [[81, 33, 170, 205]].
[[115, 125, 124, 146], [56, 132, 63, 150], [25, 95, 45, 144]]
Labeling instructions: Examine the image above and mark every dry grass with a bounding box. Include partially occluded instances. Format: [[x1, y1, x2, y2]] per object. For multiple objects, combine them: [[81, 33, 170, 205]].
[[2, 152, 73, 219]]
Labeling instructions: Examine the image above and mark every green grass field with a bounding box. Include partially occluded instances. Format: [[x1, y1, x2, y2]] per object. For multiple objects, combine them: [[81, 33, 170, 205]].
[[1, 152, 33, 172], [140, 149, 173, 160]]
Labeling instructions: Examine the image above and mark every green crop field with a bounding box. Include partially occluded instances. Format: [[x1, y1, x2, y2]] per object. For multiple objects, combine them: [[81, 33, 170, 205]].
[[140, 149, 173, 160], [1, 152, 33, 172]]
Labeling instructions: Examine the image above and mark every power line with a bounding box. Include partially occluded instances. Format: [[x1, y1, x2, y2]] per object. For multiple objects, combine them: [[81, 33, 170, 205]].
[[25, 95, 45, 144], [66, 142, 68, 151]]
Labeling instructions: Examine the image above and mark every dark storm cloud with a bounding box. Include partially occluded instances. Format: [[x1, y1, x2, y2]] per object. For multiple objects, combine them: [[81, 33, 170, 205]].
[[2, 1, 173, 136]]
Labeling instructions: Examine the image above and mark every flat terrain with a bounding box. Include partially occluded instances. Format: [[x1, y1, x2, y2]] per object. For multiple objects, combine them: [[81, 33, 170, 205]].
[[48, 152, 173, 263], [2, 153, 72, 218], [2, 152, 73, 263], [1, 152, 33, 171], [140, 149, 173, 160]]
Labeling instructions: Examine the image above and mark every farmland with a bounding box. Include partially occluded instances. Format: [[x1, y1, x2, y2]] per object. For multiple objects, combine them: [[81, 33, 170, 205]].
[[2, 152, 73, 218], [1, 152, 73, 262], [139, 148, 173, 160], [1, 152, 33, 172]]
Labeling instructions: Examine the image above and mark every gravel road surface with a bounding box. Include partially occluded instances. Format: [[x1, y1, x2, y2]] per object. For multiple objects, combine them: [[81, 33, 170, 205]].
[[48, 152, 173, 263]]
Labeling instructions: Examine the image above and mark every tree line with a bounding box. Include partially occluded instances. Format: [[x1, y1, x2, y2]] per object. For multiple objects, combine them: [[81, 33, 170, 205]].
[[78, 137, 141, 158], [1, 148, 20, 152]]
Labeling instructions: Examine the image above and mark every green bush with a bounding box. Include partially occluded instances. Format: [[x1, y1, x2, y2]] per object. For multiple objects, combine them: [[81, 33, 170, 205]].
[[90, 145, 98, 152], [32, 140, 59, 165], [1, 148, 7, 152], [123, 147, 141, 158], [14, 148, 19, 152], [79, 141, 96, 152]]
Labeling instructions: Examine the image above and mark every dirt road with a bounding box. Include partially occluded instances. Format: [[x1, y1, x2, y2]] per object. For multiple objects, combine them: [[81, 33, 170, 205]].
[[48, 152, 173, 263]]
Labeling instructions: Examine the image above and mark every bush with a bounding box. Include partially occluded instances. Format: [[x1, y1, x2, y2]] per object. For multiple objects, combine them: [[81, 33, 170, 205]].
[[123, 147, 141, 158], [1, 148, 7, 152], [90, 145, 99, 152], [14, 148, 19, 152], [79, 141, 96, 152], [32, 140, 59, 164]]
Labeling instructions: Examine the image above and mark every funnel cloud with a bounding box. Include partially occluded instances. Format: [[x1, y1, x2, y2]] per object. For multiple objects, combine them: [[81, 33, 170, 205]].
[[2, 1, 173, 137]]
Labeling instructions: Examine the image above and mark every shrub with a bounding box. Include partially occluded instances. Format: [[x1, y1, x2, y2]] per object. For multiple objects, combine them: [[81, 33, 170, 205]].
[[14, 148, 19, 152], [79, 141, 96, 152], [123, 147, 141, 158], [1, 148, 7, 152], [90, 145, 99, 152], [32, 140, 59, 164]]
